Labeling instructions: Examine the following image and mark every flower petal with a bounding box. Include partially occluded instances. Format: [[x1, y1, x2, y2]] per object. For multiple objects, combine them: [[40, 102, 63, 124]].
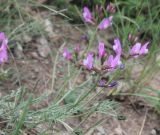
[[107, 55, 114, 67], [113, 38, 122, 55], [139, 42, 149, 55], [0, 32, 8, 64], [83, 7, 92, 23], [130, 42, 141, 55], [63, 48, 71, 60], [111, 55, 121, 68], [83, 53, 94, 70], [98, 16, 113, 30], [98, 41, 105, 58]]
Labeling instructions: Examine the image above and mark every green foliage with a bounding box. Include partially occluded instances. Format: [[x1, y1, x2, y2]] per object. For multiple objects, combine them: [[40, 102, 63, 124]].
[[64, 90, 78, 104], [0, 69, 10, 81], [0, 0, 47, 43], [114, 0, 160, 45], [0, 88, 118, 134]]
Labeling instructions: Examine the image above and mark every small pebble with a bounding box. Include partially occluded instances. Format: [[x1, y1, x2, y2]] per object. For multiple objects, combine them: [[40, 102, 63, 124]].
[[151, 129, 157, 135], [96, 126, 106, 135], [36, 37, 50, 58], [14, 42, 24, 58]]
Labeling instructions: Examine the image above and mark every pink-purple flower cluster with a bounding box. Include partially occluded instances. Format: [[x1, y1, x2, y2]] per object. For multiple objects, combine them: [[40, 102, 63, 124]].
[[127, 33, 149, 57], [105, 38, 122, 70], [0, 32, 8, 64], [130, 42, 149, 56], [62, 6, 149, 73], [81, 38, 122, 70], [62, 6, 150, 88], [62, 38, 149, 71], [106, 3, 116, 13], [62, 38, 123, 71], [82, 7, 113, 30]]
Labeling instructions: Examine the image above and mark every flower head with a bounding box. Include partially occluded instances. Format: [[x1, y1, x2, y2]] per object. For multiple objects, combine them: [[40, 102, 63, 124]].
[[98, 42, 105, 58], [113, 38, 122, 55], [83, 7, 92, 23], [106, 3, 111, 12], [98, 5, 102, 13], [106, 54, 121, 70], [129, 42, 141, 56], [130, 42, 149, 56], [80, 35, 88, 41], [106, 3, 116, 13], [98, 80, 106, 87], [63, 48, 71, 60], [83, 53, 94, 70], [0, 32, 8, 64], [98, 16, 113, 30]]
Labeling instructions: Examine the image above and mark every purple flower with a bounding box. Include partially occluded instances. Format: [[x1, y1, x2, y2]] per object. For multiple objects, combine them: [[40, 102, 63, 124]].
[[129, 42, 141, 56], [98, 5, 102, 13], [0, 32, 8, 64], [108, 81, 118, 87], [98, 80, 106, 87], [98, 42, 105, 58], [98, 16, 113, 30], [120, 64, 125, 69], [83, 7, 92, 23], [75, 44, 80, 53], [80, 35, 88, 41], [130, 42, 149, 56], [83, 53, 94, 70], [63, 48, 71, 60], [106, 3, 116, 13], [106, 54, 121, 70], [106, 3, 111, 12], [113, 38, 122, 55], [128, 33, 132, 41], [139, 42, 149, 55]]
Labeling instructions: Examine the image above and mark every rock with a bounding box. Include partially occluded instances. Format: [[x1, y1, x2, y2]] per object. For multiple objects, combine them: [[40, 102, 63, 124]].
[[114, 126, 123, 135], [36, 37, 50, 58], [16, 34, 32, 43], [117, 81, 130, 93], [44, 19, 54, 37], [96, 126, 106, 135], [14, 42, 24, 58], [30, 52, 40, 59], [151, 129, 157, 135], [22, 34, 32, 43]]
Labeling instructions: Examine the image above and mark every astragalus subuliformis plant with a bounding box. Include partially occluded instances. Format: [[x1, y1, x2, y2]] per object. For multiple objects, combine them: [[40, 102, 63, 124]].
[[63, 6, 149, 91], [1, 1, 158, 134]]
